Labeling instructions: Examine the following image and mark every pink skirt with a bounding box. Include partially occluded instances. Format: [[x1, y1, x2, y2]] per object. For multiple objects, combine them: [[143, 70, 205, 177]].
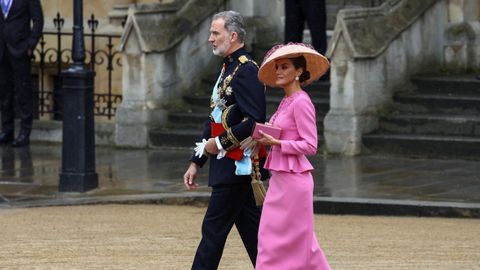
[[256, 171, 330, 270]]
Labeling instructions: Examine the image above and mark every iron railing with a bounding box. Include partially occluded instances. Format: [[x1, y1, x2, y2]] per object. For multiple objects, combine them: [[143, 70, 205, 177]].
[[33, 13, 122, 120]]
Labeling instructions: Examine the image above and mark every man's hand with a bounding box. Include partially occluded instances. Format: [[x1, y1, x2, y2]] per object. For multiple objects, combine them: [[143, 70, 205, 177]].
[[205, 138, 220, 155], [183, 162, 200, 190]]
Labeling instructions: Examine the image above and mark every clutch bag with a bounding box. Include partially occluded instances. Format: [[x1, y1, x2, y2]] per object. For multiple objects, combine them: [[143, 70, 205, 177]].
[[252, 123, 281, 139]]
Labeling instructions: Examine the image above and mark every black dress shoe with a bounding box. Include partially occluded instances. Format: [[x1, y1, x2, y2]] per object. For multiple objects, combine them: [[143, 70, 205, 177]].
[[11, 133, 30, 147], [0, 132, 14, 144]]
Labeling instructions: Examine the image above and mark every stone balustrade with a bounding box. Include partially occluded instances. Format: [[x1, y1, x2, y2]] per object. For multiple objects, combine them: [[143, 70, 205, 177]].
[[324, 0, 459, 155]]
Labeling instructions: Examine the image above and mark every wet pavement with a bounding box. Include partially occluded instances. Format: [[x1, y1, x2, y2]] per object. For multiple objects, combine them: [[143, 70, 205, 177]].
[[0, 143, 479, 217]]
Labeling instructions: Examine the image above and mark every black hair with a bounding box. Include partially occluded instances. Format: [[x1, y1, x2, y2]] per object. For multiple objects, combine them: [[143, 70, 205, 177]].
[[290, 56, 310, 83]]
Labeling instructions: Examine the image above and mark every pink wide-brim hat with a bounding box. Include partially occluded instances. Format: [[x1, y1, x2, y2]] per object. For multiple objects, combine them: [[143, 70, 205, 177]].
[[258, 43, 330, 87]]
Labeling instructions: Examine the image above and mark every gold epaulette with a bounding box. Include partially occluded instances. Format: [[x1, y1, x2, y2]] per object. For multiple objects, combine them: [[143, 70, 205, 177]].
[[238, 55, 259, 68], [239, 55, 248, 64]]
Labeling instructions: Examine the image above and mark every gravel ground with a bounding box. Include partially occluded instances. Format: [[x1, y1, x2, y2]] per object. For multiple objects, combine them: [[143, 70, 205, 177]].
[[0, 204, 479, 270]]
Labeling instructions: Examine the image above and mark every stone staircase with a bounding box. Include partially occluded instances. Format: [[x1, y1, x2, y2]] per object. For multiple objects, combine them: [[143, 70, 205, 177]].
[[149, 78, 330, 148], [363, 74, 480, 159], [148, 0, 387, 149]]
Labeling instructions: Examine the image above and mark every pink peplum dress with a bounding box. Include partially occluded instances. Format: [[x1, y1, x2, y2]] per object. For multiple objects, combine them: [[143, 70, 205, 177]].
[[256, 90, 330, 270]]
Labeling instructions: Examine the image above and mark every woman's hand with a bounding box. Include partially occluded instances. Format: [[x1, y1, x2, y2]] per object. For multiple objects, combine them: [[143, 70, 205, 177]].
[[256, 130, 281, 146]]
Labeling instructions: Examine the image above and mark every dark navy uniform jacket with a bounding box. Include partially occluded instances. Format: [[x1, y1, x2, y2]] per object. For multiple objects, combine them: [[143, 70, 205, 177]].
[[191, 47, 267, 187]]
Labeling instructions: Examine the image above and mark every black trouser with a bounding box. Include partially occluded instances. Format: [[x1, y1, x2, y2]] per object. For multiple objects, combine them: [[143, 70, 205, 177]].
[[192, 183, 261, 270], [285, 0, 327, 54], [0, 49, 33, 136]]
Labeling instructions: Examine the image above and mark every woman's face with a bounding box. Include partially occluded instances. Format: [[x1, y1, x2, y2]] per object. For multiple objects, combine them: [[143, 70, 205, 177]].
[[274, 58, 302, 88]]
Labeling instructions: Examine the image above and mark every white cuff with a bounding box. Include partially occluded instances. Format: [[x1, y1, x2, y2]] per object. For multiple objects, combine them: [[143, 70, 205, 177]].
[[214, 137, 224, 150]]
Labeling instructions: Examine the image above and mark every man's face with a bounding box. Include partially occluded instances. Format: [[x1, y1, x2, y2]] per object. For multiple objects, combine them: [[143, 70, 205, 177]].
[[208, 18, 232, 56]]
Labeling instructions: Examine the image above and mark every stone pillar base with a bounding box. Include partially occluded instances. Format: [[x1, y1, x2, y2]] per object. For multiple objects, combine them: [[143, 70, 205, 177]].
[[323, 110, 377, 156], [114, 103, 168, 148]]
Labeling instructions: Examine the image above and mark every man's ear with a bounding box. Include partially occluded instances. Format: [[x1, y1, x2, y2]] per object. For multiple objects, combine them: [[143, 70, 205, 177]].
[[230, 32, 238, 43]]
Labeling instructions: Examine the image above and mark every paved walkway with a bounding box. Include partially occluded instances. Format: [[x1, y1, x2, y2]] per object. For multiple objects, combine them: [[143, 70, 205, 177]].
[[1, 204, 479, 269], [0, 143, 479, 217]]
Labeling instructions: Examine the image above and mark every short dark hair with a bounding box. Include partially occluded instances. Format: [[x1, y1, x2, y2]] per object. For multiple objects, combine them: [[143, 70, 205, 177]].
[[290, 56, 311, 83], [212, 11, 246, 43]]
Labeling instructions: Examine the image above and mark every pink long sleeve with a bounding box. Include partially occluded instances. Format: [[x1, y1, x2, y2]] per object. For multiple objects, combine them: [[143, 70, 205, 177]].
[[263, 91, 317, 173], [280, 97, 318, 155]]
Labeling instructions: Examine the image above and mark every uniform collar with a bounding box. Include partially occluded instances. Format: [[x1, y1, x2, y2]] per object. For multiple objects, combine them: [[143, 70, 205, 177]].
[[223, 47, 248, 67]]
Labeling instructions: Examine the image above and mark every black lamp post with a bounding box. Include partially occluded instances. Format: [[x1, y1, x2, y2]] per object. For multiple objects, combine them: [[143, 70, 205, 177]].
[[59, 0, 98, 192]]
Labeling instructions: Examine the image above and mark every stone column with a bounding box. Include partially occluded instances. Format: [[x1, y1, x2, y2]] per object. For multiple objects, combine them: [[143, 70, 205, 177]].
[[115, 41, 168, 148], [444, 0, 480, 71], [448, 0, 480, 23], [115, 0, 224, 147], [324, 42, 381, 156], [114, 9, 169, 148]]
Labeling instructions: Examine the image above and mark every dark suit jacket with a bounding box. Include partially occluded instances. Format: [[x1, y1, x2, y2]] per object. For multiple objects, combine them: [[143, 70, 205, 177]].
[[0, 0, 43, 60], [191, 48, 267, 186]]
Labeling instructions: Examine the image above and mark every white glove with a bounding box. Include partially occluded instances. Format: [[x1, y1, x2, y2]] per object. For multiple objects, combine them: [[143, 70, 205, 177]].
[[217, 149, 227, 159], [194, 139, 208, 158]]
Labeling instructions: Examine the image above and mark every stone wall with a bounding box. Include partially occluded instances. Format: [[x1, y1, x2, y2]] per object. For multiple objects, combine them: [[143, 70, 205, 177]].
[[40, 0, 171, 27], [115, 0, 223, 147]]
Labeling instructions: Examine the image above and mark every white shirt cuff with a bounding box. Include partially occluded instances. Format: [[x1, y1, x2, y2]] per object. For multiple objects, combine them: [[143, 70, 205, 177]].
[[214, 137, 224, 150]]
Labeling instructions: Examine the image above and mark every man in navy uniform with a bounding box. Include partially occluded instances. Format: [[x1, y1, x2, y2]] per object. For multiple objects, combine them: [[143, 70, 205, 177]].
[[0, 0, 44, 147], [183, 10, 266, 270]]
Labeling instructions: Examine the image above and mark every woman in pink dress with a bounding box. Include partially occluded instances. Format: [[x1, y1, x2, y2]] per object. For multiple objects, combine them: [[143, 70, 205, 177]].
[[255, 43, 331, 270]]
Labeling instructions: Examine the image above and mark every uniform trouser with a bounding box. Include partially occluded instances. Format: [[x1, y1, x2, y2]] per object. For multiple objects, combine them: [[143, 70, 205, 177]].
[[285, 0, 327, 55], [192, 183, 261, 270], [0, 50, 33, 135]]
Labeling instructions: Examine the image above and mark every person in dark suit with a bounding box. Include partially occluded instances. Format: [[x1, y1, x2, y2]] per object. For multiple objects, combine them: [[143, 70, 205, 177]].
[[284, 0, 327, 55], [183, 10, 267, 270], [0, 0, 44, 147]]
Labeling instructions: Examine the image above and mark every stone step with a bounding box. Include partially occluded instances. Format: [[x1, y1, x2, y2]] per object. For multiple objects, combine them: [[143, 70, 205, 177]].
[[266, 95, 330, 114], [181, 95, 330, 120], [166, 112, 209, 129], [378, 114, 480, 137], [363, 73, 480, 159], [167, 111, 326, 130], [150, 127, 326, 148], [411, 74, 480, 96], [198, 79, 331, 97], [156, 74, 332, 148], [182, 95, 211, 113], [184, 94, 330, 110], [394, 93, 480, 114], [149, 128, 203, 148], [305, 81, 331, 94], [362, 133, 480, 159], [267, 81, 331, 97]]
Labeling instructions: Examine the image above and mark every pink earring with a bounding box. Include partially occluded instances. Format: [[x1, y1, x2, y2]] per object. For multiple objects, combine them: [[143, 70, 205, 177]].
[[295, 76, 299, 81]]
